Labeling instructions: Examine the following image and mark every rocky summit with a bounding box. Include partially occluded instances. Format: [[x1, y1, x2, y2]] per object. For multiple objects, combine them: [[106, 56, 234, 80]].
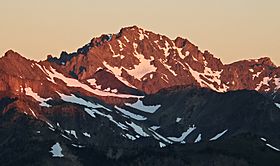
[[1, 26, 280, 166]]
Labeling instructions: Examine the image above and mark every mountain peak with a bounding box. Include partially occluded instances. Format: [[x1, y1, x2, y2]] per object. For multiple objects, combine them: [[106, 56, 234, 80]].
[[4, 49, 21, 58], [87, 25, 146, 48], [120, 25, 143, 31], [1, 50, 30, 63], [4, 49, 16, 55], [256, 57, 276, 67], [46, 27, 280, 94]]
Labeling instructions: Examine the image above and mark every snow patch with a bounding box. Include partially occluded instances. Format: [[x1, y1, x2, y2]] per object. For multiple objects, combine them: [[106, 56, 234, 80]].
[[192, 55, 199, 62], [167, 125, 196, 142], [58, 92, 112, 112], [61, 134, 71, 140], [194, 134, 202, 143], [128, 44, 157, 80], [125, 134, 136, 140], [84, 108, 96, 118], [117, 40, 125, 51], [261, 137, 267, 142], [162, 61, 177, 76], [115, 106, 147, 121], [139, 29, 145, 40], [275, 103, 280, 109], [102, 61, 122, 77], [252, 71, 262, 80], [25, 87, 51, 107], [46, 66, 139, 98], [160, 73, 169, 83], [149, 73, 154, 79], [104, 43, 157, 80], [150, 126, 160, 130], [50, 143, 64, 157], [115, 75, 137, 89], [159, 142, 166, 148], [124, 36, 129, 43], [186, 64, 228, 92], [255, 77, 271, 91], [85, 108, 128, 130], [172, 44, 188, 59], [210, 129, 228, 141], [29, 108, 38, 119], [83, 132, 91, 138], [148, 128, 173, 144], [112, 53, 125, 59], [266, 143, 280, 152], [58, 93, 129, 130], [176, 117, 182, 123], [71, 144, 85, 148], [87, 78, 102, 89], [36, 63, 49, 76], [46, 121, 54, 128], [49, 127, 55, 131], [159, 40, 171, 57], [125, 100, 161, 113], [126, 121, 149, 137], [65, 130, 78, 139]]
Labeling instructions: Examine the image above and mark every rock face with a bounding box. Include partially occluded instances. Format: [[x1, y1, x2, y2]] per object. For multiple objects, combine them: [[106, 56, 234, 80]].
[[1, 26, 280, 165], [48, 26, 280, 94]]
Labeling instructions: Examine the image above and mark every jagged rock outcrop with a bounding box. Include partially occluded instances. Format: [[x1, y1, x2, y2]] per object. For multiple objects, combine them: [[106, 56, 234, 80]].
[[47, 26, 280, 94]]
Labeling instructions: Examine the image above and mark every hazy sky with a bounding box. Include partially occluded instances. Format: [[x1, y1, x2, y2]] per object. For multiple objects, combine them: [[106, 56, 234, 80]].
[[0, 0, 279, 65]]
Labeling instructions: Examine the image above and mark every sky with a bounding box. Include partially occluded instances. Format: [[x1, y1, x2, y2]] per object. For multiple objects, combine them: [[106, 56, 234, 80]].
[[0, 0, 279, 65]]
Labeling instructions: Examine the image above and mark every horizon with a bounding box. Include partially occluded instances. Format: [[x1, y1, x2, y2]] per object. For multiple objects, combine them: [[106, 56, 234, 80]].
[[0, 0, 279, 65]]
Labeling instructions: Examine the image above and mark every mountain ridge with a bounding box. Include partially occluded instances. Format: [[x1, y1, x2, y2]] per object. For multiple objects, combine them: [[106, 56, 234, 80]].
[[1, 26, 280, 165], [1, 26, 280, 95]]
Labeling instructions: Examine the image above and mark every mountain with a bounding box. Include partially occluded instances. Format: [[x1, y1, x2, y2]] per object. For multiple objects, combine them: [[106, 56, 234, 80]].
[[1, 26, 280, 166], [49, 26, 280, 94]]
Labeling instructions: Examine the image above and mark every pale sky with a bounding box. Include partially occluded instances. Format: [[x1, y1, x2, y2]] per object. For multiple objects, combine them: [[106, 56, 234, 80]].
[[0, 0, 279, 65]]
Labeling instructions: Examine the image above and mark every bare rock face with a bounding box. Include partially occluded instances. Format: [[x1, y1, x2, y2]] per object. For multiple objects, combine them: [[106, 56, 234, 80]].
[[47, 26, 280, 94]]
